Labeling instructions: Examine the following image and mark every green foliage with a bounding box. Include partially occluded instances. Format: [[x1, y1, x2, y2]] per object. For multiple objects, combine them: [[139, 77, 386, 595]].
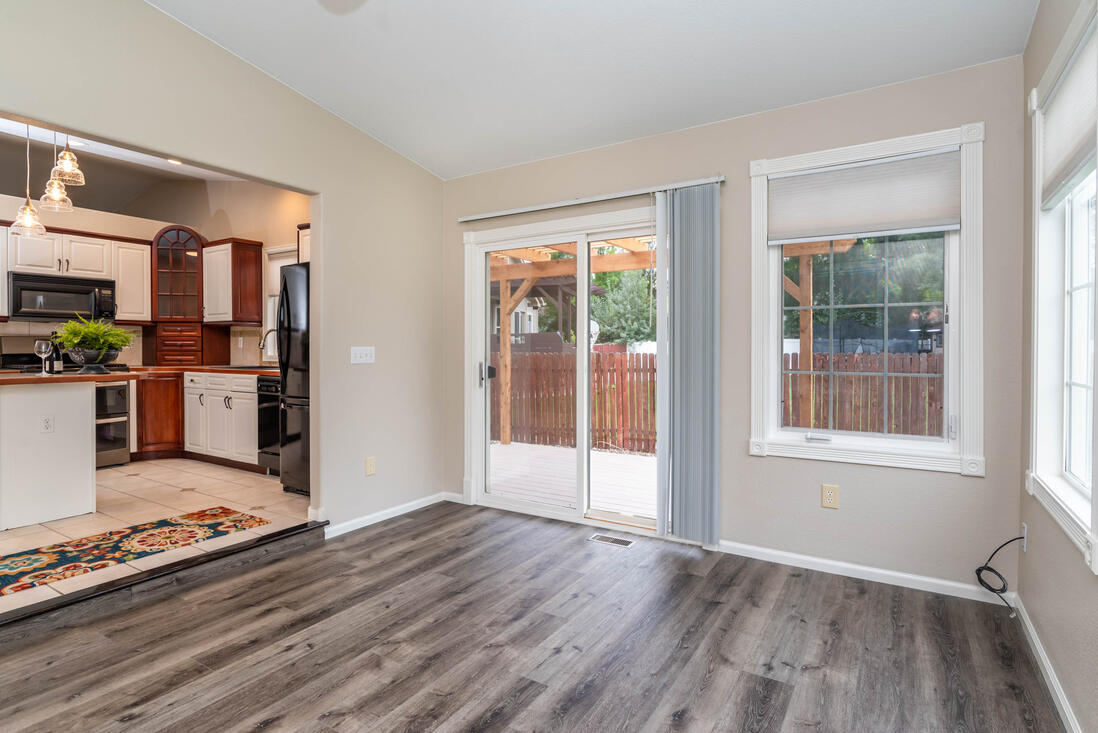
[[52, 316, 134, 352], [591, 270, 656, 344]]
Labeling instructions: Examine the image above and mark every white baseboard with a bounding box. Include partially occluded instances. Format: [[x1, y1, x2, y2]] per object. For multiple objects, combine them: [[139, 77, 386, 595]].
[[717, 539, 1013, 604], [1014, 596, 1082, 733], [324, 491, 466, 539]]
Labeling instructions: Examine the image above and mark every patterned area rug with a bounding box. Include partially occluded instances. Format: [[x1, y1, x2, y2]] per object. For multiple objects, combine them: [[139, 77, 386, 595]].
[[0, 507, 268, 596]]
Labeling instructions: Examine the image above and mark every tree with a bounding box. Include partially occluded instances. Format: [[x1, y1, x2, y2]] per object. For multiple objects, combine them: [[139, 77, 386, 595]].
[[591, 269, 656, 344]]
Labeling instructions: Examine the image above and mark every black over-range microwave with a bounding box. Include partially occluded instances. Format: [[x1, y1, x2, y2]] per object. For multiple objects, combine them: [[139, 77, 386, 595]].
[[9, 273, 117, 321]]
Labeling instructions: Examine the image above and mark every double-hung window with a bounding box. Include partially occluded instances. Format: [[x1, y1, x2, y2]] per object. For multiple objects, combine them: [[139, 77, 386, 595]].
[[750, 126, 984, 475], [1028, 7, 1098, 570]]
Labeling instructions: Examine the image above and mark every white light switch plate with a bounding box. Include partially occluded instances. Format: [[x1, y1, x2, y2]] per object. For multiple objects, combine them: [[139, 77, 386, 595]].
[[351, 346, 375, 364]]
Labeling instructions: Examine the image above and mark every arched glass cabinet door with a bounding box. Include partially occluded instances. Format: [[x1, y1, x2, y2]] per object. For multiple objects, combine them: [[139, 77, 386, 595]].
[[151, 225, 203, 321]]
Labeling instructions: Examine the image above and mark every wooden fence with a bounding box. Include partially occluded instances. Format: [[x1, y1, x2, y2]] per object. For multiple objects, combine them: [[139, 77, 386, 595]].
[[781, 353, 943, 436], [490, 351, 944, 453], [490, 352, 657, 454]]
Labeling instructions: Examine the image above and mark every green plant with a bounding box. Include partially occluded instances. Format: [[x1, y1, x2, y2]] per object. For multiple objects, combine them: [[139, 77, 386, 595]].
[[52, 316, 134, 356]]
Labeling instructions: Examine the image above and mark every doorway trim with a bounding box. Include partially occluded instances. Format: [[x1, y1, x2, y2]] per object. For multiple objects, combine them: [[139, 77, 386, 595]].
[[463, 205, 657, 526]]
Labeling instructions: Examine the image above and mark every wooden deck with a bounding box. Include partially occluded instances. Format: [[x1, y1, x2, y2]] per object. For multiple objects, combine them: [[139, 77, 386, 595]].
[[489, 441, 656, 519]]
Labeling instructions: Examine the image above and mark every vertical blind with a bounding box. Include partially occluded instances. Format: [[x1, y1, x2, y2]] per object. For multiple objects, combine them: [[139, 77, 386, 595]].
[[667, 182, 720, 546], [767, 149, 961, 243], [1041, 26, 1097, 209]]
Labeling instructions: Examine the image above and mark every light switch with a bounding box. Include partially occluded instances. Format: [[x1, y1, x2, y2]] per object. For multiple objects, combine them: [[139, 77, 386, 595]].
[[351, 346, 375, 364]]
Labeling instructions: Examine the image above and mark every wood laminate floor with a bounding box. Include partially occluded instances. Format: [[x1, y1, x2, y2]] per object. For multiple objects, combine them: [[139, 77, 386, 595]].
[[0, 502, 1061, 732]]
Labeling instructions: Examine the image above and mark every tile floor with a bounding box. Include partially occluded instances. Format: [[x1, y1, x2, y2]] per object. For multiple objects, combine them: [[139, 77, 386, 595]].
[[0, 459, 309, 614]]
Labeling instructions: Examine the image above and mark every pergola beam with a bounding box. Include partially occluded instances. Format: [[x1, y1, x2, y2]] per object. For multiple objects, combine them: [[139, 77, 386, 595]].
[[490, 250, 653, 281]]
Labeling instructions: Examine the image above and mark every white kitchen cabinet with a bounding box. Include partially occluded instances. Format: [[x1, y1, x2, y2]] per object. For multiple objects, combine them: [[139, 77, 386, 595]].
[[62, 235, 112, 279], [182, 373, 259, 465], [112, 241, 152, 321], [229, 392, 258, 464], [7, 230, 63, 275], [205, 389, 233, 459], [183, 389, 208, 453], [202, 243, 232, 322]]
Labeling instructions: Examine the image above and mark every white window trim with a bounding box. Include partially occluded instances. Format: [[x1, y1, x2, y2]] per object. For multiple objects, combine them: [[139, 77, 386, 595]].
[[1026, 0, 1098, 573], [749, 123, 985, 475]]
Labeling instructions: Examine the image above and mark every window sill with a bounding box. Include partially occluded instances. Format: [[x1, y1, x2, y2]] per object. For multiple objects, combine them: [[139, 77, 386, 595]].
[[750, 434, 981, 475], [1025, 471, 1097, 573]]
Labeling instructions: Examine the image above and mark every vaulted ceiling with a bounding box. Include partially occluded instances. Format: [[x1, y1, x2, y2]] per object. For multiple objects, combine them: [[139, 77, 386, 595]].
[[146, 0, 1039, 179]]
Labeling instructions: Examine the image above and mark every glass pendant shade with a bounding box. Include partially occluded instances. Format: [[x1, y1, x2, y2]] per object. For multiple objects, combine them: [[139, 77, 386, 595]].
[[51, 146, 85, 186], [39, 178, 73, 212], [11, 199, 47, 237]]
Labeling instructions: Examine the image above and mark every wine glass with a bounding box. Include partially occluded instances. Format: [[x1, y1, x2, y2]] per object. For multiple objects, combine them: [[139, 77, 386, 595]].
[[34, 339, 52, 376]]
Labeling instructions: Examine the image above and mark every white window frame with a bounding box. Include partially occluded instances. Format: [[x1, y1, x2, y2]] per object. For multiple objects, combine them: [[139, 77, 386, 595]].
[[261, 244, 299, 362], [749, 123, 985, 476], [1026, 0, 1098, 573]]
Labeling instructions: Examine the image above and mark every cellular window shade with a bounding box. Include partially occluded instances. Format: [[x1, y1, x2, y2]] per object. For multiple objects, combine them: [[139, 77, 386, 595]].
[[767, 150, 961, 244], [1041, 29, 1097, 209]]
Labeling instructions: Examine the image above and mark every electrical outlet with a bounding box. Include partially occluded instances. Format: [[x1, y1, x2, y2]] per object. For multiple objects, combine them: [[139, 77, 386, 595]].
[[821, 484, 839, 509], [1021, 522, 1028, 552], [237, 336, 243, 348], [351, 346, 375, 364], [365, 456, 376, 476], [40, 415, 55, 434]]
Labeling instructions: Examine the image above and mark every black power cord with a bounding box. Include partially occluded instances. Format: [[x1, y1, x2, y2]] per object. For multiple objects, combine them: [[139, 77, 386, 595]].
[[975, 536, 1024, 617]]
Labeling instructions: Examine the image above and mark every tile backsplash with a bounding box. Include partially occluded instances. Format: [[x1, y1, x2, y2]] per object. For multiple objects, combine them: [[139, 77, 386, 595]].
[[1, 322, 275, 367], [0, 322, 144, 365]]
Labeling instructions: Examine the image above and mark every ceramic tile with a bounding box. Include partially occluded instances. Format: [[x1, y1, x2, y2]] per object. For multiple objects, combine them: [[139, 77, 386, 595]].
[[97, 499, 178, 524], [0, 527, 70, 555], [191, 529, 261, 552], [0, 584, 61, 613], [48, 563, 139, 594], [44, 513, 130, 538], [95, 473, 163, 493], [247, 512, 307, 536], [126, 544, 206, 571], [264, 495, 310, 519]]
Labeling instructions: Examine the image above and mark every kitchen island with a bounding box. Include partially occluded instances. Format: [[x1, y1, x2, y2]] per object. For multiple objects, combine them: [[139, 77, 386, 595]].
[[0, 373, 139, 531]]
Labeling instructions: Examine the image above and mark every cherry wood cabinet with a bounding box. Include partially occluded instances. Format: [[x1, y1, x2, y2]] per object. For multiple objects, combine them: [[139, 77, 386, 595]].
[[151, 225, 203, 322], [143, 323, 229, 366], [135, 372, 183, 452], [203, 238, 263, 325]]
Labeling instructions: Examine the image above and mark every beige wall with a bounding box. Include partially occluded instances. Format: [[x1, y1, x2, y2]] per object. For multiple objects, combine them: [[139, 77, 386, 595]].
[[443, 57, 1026, 586], [0, 1, 445, 526], [122, 179, 309, 248], [1020, 0, 1098, 729]]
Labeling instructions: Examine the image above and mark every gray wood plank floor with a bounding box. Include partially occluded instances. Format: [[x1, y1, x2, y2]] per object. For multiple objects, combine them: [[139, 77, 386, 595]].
[[0, 503, 1062, 732]]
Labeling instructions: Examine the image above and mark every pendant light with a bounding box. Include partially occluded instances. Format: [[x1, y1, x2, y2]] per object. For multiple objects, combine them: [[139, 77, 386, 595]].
[[39, 133, 73, 213], [50, 134, 85, 186], [11, 124, 46, 237]]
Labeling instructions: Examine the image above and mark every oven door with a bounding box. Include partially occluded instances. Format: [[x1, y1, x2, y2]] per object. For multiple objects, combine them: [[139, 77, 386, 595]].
[[95, 415, 130, 468], [9, 274, 114, 321], [96, 382, 129, 417]]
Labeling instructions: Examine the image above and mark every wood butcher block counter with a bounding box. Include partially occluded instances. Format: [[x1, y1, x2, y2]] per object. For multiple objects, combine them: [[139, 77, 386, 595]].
[[131, 366, 278, 376], [0, 373, 140, 386], [0, 373, 138, 530]]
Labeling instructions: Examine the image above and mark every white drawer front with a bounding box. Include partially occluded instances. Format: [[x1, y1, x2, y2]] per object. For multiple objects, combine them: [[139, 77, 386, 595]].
[[230, 375, 258, 393], [183, 372, 206, 389], [204, 373, 230, 390]]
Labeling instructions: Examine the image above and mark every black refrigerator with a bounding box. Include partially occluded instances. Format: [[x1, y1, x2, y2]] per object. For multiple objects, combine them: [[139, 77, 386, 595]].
[[278, 262, 310, 495]]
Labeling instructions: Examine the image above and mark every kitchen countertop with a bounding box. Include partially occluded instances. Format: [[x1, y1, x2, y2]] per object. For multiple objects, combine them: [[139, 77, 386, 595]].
[[0, 372, 140, 386], [131, 366, 279, 376]]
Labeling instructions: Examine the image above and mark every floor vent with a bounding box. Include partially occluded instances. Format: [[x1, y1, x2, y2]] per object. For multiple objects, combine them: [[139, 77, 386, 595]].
[[588, 534, 634, 548]]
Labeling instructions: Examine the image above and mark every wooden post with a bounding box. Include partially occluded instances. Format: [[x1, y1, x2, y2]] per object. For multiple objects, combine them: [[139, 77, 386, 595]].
[[499, 278, 512, 445], [798, 255, 814, 426]]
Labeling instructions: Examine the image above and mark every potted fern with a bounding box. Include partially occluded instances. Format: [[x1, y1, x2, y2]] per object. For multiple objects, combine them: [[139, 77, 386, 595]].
[[52, 316, 134, 374]]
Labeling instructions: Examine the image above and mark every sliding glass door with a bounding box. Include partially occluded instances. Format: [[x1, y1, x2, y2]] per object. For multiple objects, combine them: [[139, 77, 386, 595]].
[[474, 215, 663, 528], [486, 241, 580, 509]]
